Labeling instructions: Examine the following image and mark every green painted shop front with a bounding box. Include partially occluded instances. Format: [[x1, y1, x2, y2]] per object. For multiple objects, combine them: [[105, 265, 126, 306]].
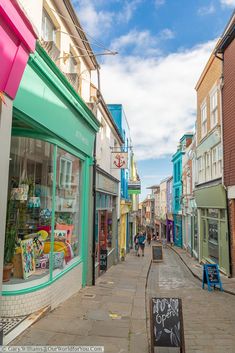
[[2, 44, 99, 316], [195, 184, 230, 276]]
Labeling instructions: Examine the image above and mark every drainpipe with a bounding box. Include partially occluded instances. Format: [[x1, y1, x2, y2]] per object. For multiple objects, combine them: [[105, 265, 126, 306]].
[[217, 52, 232, 277], [92, 67, 101, 285], [92, 134, 97, 285]]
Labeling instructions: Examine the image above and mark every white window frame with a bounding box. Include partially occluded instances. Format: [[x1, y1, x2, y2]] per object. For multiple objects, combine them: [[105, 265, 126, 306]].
[[42, 9, 56, 42], [205, 151, 211, 181], [201, 101, 207, 139], [198, 156, 205, 183], [59, 157, 72, 189], [211, 144, 222, 180], [210, 86, 218, 129], [68, 53, 78, 74]]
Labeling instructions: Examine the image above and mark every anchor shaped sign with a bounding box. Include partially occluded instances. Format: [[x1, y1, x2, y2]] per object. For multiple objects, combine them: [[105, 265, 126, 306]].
[[111, 152, 128, 169]]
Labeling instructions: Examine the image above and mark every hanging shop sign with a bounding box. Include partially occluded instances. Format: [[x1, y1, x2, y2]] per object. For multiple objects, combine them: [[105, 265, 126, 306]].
[[111, 152, 128, 169], [128, 180, 141, 195], [150, 297, 185, 353], [202, 264, 223, 292]]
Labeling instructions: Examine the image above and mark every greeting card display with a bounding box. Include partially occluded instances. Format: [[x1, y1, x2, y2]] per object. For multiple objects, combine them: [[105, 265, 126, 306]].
[[20, 239, 36, 279]]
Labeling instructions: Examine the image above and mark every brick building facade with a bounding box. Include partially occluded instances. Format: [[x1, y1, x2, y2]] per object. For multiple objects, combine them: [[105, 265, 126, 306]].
[[217, 11, 235, 276]]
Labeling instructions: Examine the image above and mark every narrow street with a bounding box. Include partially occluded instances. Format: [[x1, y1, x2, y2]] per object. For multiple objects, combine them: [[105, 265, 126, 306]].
[[11, 245, 235, 353], [147, 248, 235, 353]]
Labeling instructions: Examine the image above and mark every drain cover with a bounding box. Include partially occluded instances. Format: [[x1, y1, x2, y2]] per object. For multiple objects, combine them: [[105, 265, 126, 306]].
[[0, 316, 28, 336]]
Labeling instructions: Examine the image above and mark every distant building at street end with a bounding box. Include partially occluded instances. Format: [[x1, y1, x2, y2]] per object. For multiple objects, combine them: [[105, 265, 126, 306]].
[[172, 133, 193, 248]]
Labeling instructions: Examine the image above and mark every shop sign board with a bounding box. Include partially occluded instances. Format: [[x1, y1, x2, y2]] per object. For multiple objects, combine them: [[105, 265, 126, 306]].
[[111, 152, 128, 169], [152, 245, 163, 262], [202, 264, 223, 291], [96, 172, 118, 195], [150, 297, 185, 353], [128, 180, 141, 195], [100, 249, 108, 271]]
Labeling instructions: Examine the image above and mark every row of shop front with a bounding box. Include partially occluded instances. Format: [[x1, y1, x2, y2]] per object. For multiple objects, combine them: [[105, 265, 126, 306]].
[[0, 43, 134, 319], [173, 183, 230, 276]]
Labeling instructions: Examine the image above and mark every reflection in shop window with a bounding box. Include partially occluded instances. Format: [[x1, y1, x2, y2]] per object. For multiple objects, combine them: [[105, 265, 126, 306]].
[[4, 137, 53, 284], [203, 219, 207, 241], [3, 138, 81, 285], [54, 148, 81, 276]]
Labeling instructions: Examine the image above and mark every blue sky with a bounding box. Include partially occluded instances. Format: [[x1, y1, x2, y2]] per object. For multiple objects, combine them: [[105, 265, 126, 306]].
[[73, 0, 234, 199]]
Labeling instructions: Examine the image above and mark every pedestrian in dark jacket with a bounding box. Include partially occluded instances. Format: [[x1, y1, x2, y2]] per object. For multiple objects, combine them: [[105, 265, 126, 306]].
[[138, 232, 146, 257], [134, 233, 139, 255]]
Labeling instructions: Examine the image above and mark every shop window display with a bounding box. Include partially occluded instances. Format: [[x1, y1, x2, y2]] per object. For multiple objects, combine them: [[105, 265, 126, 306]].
[[3, 138, 81, 284], [53, 148, 80, 273]]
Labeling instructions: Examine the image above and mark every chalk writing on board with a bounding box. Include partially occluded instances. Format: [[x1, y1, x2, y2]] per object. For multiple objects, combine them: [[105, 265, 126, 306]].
[[152, 245, 163, 262], [207, 266, 219, 282], [152, 298, 181, 347]]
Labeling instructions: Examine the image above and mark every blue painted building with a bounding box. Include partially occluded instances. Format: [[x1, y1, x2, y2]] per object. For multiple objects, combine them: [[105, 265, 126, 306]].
[[108, 104, 132, 256], [172, 133, 193, 247]]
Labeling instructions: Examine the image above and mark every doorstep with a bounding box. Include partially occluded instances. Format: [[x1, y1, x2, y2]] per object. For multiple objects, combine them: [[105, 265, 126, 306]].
[[2, 306, 50, 345]]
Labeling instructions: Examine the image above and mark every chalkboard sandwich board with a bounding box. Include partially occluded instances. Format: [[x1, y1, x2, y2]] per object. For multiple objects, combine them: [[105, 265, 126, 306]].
[[150, 297, 185, 353], [202, 264, 223, 292], [152, 245, 163, 263], [100, 249, 108, 271]]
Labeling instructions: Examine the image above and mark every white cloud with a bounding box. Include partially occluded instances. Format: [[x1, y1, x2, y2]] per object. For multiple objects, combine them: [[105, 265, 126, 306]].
[[74, 0, 114, 38], [111, 29, 160, 56], [159, 28, 175, 40], [220, 0, 235, 7], [74, 0, 142, 38], [197, 4, 215, 16], [155, 0, 165, 7], [111, 28, 174, 56], [117, 0, 142, 23], [100, 40, 216, 160]]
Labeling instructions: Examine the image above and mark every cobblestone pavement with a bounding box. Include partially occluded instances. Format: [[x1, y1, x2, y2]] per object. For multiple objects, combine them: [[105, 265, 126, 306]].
[[147, 247, 235, 353]]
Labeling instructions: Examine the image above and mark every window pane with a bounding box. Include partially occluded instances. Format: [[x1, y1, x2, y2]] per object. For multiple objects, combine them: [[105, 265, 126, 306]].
[[54, 148, 81, 275], [4, 137, 53, 284]]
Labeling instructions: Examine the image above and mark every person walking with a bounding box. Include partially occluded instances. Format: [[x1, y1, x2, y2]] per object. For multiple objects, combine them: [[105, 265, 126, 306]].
[[134, 232, 139, 256], [138, 232, 146, 257], [147, 232, 152, 246]]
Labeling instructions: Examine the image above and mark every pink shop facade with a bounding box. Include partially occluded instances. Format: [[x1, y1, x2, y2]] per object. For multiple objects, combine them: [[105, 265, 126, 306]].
[[0, 0, 37, 318]]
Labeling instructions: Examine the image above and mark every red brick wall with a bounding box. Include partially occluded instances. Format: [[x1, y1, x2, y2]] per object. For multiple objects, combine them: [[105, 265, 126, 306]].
[[223, 38, 235, 187], [229, 199, 235, 276]]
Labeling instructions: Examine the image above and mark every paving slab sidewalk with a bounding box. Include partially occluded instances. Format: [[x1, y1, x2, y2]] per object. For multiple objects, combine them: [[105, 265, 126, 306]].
[[11, 246, 152, 353], [171, 245, 235, 295]]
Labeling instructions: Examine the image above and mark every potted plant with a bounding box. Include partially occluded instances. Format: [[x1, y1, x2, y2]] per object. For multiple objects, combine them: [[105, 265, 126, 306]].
[[3, 227, 16, 282]]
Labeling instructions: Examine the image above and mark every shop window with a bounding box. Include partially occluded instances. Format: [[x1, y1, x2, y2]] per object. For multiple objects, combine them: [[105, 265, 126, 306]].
[[203, 219, 207, 241], [208, 208, 219, 218], [3, 138, 82, 285], [208, 219, 219, 262], [59, 157, 72, 189], [220, 209, 226, 219], [4, 137, 53, 284], [55, 148, 81, 275]]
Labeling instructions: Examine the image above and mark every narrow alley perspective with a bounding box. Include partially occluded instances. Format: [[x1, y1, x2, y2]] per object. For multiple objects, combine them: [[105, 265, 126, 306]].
[[1, 1, 235, 353], [10, 244, 235, 353]]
